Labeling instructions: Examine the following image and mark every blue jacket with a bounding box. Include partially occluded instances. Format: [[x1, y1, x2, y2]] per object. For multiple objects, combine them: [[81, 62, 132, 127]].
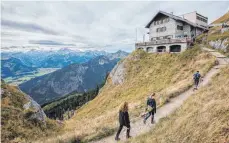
[[193, 72, 201, 80]]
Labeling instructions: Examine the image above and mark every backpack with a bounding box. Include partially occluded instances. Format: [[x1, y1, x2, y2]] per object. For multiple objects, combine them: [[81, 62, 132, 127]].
[[194, 73, 201, 80]]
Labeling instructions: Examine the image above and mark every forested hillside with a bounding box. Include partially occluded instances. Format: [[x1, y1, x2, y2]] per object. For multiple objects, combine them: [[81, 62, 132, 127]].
[[42, 76, 107, 120], [1, 57, 37, 78], [20, 56, 119, 105]]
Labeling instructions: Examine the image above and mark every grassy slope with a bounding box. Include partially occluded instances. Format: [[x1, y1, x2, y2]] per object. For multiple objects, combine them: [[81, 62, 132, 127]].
[[196, 26, 229, 57], [212, 11, 229, 24], [209, 28, 229, 57], [1, 81, 60, 143], [42, 46, 216, 143], [205, 11, 229, 56], [128, 66, 229, 143]]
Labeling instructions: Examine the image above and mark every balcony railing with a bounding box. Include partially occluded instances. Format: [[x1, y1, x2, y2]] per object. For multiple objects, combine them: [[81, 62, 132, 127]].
[[135, 38, 192, 46]]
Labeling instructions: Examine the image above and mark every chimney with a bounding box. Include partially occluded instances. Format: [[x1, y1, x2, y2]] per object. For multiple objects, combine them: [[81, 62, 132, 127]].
[[171, 12, 173, 15]]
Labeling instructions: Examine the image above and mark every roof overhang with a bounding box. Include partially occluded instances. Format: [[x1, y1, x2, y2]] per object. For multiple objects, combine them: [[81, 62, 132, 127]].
[[145, 11, 208, 31]]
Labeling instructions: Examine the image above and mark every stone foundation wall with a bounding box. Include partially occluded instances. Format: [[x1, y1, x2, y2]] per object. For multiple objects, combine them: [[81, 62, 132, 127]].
[[136, 42, 188, 53]]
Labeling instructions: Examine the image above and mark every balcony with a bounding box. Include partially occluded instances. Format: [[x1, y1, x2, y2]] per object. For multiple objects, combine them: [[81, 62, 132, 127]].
[[135, 38, 192, 47]]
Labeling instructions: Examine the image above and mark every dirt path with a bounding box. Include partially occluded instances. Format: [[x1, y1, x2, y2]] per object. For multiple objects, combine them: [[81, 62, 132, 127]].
[[91, 48, 228, 143]]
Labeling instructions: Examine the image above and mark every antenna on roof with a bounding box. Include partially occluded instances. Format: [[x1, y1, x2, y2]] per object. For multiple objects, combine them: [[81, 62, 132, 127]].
[[135, 28, 138, 42]]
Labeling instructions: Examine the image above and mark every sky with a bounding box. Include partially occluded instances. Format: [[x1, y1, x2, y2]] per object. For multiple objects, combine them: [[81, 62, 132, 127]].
[[1, 1, 229, 52]]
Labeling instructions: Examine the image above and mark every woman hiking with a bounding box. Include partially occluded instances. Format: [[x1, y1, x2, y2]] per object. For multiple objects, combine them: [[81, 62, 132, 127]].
[[115, 102, 131, 141]]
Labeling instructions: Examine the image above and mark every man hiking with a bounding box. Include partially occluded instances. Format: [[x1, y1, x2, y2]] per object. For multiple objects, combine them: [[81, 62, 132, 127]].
[[143, 93, 156, 124], [115, 102, 131, 141], [193, 71, 202, 90]]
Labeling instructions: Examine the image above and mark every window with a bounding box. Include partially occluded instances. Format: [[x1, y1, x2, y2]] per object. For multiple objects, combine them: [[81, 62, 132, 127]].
[[151, 37, 157, 41], [177, 25, 183, 30], [164, 35, 173, 39], [164, 18, 169, 23], [197, 16, 207, 23], [156, 27, 166, 33]]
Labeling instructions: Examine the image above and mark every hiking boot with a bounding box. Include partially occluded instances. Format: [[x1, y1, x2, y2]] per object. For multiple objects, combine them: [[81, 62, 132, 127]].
[[126, 129, 131, 139], [151, 116, 155, 124], [115, 137, 120, 141], [126, 135, 132, 139], [143, 119, 146, 124]]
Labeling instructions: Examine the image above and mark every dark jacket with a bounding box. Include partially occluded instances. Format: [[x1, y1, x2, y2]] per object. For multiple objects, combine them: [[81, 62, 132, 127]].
[[147, 98, 156, 113], [119, 111, 130, 126], [193, 72, 201, 80]]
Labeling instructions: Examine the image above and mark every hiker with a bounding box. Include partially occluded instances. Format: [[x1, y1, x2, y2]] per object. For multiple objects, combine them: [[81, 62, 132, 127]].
[[193, 71, 202, 90], [143, 93, 156, 124], [115, 102, 131, 141]]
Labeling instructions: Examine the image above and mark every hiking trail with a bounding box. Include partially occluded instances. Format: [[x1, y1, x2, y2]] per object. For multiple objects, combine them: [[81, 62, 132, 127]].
[[91, 47, 229, 143]]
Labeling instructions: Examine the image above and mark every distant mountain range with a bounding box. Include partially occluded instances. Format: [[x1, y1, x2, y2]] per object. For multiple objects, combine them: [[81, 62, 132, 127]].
[[1, 49, 128, 79], [1, 48, 112, 69], [1, 57, 37, 78], [19, 50, 128, 105]]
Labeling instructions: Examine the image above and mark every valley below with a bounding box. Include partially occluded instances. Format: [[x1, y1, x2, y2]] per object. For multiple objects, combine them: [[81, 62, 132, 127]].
[[4, 68, 60, 85]]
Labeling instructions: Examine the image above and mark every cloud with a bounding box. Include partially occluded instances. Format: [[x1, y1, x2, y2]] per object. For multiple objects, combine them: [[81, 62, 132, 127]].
[[1, 1, 229, 52], [2, 19, 59, 35], [29, 40, 75, 46]]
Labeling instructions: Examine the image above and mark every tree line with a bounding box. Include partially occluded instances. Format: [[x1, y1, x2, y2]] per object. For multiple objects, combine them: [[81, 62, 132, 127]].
[[42, 73, 109, 120]]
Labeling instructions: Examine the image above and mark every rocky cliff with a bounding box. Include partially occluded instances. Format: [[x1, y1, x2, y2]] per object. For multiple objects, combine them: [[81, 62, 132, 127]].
[[209, 38, 228, 52], [1, 80, 58, 143]]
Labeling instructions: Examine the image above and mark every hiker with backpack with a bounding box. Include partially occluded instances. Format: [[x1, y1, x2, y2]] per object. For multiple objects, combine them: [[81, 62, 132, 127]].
[[115, 102, 131, 141], [143, 93, 156, 124], [193, 71, 202, 90]]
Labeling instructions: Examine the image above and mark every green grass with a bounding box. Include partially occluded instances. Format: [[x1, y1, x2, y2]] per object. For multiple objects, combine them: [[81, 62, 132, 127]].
[[207, 30, 229, 41], [212, 11, 229, 24], [4, 68, 59, 85]]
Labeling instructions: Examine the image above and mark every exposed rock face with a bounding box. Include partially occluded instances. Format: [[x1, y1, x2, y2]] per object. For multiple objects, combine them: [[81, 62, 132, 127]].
[[110, 60, 126, 85], [23, 94, 46, 122], [221, 27, 229, 33], [209, 38, 228, 52]]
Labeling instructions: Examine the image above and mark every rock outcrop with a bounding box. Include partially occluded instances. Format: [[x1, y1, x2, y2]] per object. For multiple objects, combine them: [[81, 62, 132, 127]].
[[110, 60, 126, 85], [23, 94, 46, 122], [209, 38, 228, 52]]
